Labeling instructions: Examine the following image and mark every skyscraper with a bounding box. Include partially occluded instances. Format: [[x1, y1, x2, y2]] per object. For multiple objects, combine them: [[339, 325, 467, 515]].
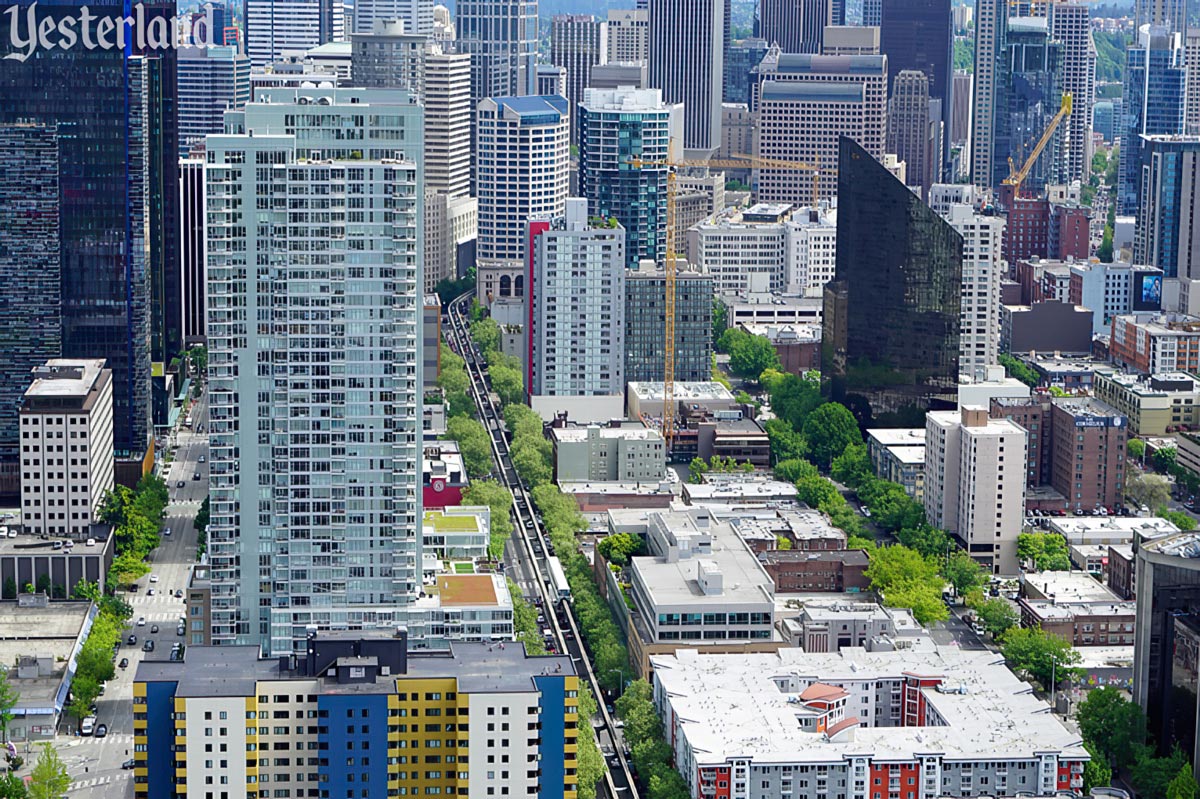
[[456, 0, 539, 106], [970, 0, 1006, 189], [648, 0, 726, 152], [179, 158, 206, 347], [528, 199, 627, 398], [205, 88, 423, 653], [354, 0, 435, 37], [757, 0, 829, 55], [1134, 135, 1200, 279], [1119, 25, 1187, 214], [887, 69, 936, 194], [879, 0, 952, 182], [943, 204, 1004, 375], [246, 0, 345, 68], [580, 87, 679, 269], [753, 52, 889, 203], [823, 136, 962, 427], [0, 125, 62, 498], [607, 8, 649, 63], [177, 45, 251, 158], [0, 0, 164, 464], [1049, 3, 1096, 184], [1136, 0, 1188, 33], [551, 15, 608, 141], [625, 265, 715, 384], [1187, 28, 1200, 134], [424, 49, 473, 197], [350, 19, 427, 93], [476, 96, 570, 263], [993, 16, 1064, 191]]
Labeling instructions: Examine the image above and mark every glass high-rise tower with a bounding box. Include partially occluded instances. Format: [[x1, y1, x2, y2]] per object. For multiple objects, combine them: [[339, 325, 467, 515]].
[[823, 136, 963, 427], [205, 88, 424, 654], [1119, 25, 1187, 214]]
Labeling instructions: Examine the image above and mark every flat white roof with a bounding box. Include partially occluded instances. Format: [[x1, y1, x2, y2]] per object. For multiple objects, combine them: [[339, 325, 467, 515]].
[[1023, 571, 1121, 603], [628, 381, 736, 402], [1048, 516, 1179, 539], [653, 647, 1088, 765], [24, 359, 106, 399], [551, 425, 663, 443], [866, 428, 926, 447], [890, 446, 926, 465]]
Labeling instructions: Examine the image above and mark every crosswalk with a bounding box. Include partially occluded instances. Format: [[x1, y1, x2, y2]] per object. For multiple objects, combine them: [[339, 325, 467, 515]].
[[69, 772, 132, 792], [71, 733, 135, 748]]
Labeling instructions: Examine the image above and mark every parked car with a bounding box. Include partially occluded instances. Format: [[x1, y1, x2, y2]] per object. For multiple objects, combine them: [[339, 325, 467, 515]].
[[127, 634, 137, 645], [80, 716, 96, 736], [177, 625, 185, 636], [150, 624, 159, 634], [122, 759, 136, 770], [119, 657, 129, 669], [94, 724, 108, 738]]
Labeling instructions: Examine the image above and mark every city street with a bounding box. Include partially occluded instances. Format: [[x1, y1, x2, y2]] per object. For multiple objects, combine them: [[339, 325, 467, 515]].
[[61, 390, 208, 798]]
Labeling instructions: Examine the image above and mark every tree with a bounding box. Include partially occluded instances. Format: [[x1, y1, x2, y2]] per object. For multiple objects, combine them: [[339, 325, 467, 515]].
[[462, 480, 514, 545], [1154, 446, 1179, 473], [716, 327, 747, 355], [469, 317, 501, 356], [865, 545, 940, 591], [712, 298, 727, 345], [1077, 686, 1147, 769], [194, 495, 210, 533], [511, 438, 552, 487], [67, 674, 101, 723], [943, 551, 987, 597], [688, 457, 709, 484], [110, 551, 150, 586], [881, 582, 948, 626], [895, 524, 950, 560], [765, 371, 823, 431], [0, 772, 27, 799], [597, 533, 644, 567], [1127, 473, 1172, 510], [998, 353, 1039, 388], [975, 597, 1019, 636], [728, 334, 780, 381], [774, 458, 818, 484], [504, 404, 544, 440], [764, 418, 807, 463], [489, 364, 525, 407], [187, 344, 208, 375], [1129, 438, 1147, 460], [444, 416, 494, 478], [1017, 532, 1072, 571], [795, 474, 843, 509], [26, 744, 70, 799], [1132, 746, 1190, 799], [776, 535, 793, 550], [1167, 761, 1199, 799], [802, 403, 862, 471], [1000, 626, 1081, 690], [1097, 224, 1114, 263], [1082, 744, 1113, 794], [0, 670, 16, 744], [861, 482, 926, 533], [1163, 510, 1199, 532], [831, 443, 872, 489]]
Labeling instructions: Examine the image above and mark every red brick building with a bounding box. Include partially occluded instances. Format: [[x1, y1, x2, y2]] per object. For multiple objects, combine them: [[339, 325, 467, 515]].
[[757, 549, 870, 592]]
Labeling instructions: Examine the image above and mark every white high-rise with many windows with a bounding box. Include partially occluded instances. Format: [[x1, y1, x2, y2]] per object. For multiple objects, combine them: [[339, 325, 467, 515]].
[[353, 0, 435, 37], [176, 45, 250, 158], [944, 203, 1004, 376], [1049, 3, 1096, 184], [245, 0, 345, 68], [205, 88, 423, 654], [648, 0, 725, 153], [607, 9, 648, 63], [969, 0, 1004, 189], [476, 95, 570, 262]]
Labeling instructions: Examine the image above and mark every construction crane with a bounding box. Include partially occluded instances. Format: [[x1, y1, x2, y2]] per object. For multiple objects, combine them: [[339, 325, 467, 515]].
[[626, 151, 819, 446], [1001, 93, 1072, 203]]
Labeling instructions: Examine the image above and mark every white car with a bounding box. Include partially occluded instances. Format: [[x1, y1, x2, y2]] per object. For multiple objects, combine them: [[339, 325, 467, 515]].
[[149, 574, 159, 583], [136, 616, 146, 627]]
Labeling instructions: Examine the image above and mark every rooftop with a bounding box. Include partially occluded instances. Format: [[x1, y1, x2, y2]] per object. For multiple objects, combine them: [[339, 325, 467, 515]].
[[628, 381, 736, 402], [1023, 571, 1122, 603], [1144, 531, 1200, 559], [423, 508, 488, 533], [434, 574, 507, 608], [550, 424, 663, 443], [739, 323, 822, 344], [24, 359, 107, 401], [889, 446, 926, 465], [1047, 516, 1179, 542], [1021, 598, 1136, 620], [1053, 396, 1125, 420], [630, 518, 775, 609], [729, 508, 845, 543], [866, 428, 926, 447], [651, 647, 1088, 765], [684, 474, 799, 503]]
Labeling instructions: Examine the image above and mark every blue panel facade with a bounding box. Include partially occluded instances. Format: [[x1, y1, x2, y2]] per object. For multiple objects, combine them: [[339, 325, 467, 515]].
[[534, 675, 567, 799], [144, 681, 179, 799], [317, 694, 389, 799]]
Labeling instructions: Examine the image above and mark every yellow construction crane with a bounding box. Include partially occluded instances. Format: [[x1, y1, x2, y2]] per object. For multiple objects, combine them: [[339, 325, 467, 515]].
[[1002, 93, 1072, 199], [626, 151, 819, 446]]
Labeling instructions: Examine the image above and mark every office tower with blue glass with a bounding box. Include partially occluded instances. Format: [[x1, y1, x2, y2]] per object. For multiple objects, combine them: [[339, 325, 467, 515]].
[[1120, 25, 1187, 214]]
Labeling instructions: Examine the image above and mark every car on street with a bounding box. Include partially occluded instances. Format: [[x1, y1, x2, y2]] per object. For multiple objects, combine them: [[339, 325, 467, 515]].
[[119, 657, 129, 669], [862, 507, 872, 518], [127, 634, 137, 645], [150, 624, 159, 634], [80, 716, 96, 735], [174, 589, 183, 598], [193, 471, 201, 480], [137, 616, 146, 626], [148, 588, 156, 596], [177, 624, 185, 636], [199, 455, 206, 463], [94, 724, 108, 738], [143, 640, 155, 652], [176, 481, 185, 489], [149, 574, 158, 583], [164, 528, 172, 535], [122, 759, 135, 770]]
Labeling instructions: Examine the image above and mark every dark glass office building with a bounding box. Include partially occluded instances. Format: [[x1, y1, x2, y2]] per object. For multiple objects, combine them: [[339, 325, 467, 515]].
[[625, 269, 714, 384], [823, 136, 962, 427], [992, 17, 1064, 192], [0, 0, 175, 462], [879, 0, 953, 179]]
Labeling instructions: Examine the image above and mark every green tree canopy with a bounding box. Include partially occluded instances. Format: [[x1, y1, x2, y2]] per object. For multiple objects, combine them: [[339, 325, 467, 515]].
[[775, 458, 818, 484], [764, 418, 807, 463], [998, 353, 1039, 387], [444, 416, 494, 478], [1127, 473, 1172, 510], [489, 364, 525, 407], [728, 334, 781, 381], [469, 317, 501, 356], [802, 403, 862, 470], [1128, 438, 1147, 460], [27, 744, 70, 799], [831, 443, 872, 489], [943, 551, 987, 597], [597, 533, 644, 566], [1017, 532, 1072, 571], [974, 597, 1019, 636], [795, 474, 843, 509], [1163, 510, 1199, 532], [1077, 686, 1147, 769], [1154, 447, 1179, 473], [1000, 626, 1082, 690]]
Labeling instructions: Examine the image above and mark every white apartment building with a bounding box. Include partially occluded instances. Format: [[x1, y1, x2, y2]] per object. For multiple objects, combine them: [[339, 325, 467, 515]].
[[349, 19, 426, 95], [476, 95, 570, 263], [529, 198, 626, 397], [944, 204, 1004, 375], [647, 0, 725, 152], [970, 0, 1003, 188], [653, 647, 1090, 799], [423, 48, 472, 198], [753, 51, 888, 203], [785, 203, 838, 296], [927, 183, 977, 218], [549, 422, 666, 482], [245, 0, 345, 69], [205, 88, 423, 655], [1070, 261, 1164, 335], [607, 8, 648, 63], [20, 360, 114, 539], [924, 406, 1028, 574], [690, 203, 793, 293], [1187, 28, 1200, 134]]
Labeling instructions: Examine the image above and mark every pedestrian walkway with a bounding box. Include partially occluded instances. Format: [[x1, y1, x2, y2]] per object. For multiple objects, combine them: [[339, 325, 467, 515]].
[[69, 733, 134, 748], [68, 772, 132, 792]]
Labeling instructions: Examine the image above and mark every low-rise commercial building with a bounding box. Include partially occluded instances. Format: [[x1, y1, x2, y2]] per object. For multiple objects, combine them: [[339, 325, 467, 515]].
[[134, 634, 580, 799], [1046, 516, 1180, 546], [727, 508, 846, 552], [740, 322, 822, 373], [1019, 593, 1136, 646], [682, 473, 799, 508], [865, 428, 925, 500], [407, 574, 515, 644], [549, 420, 666, 483], [1093, 369, 1200, 436], [653, 647, 1090, 799], [422, 443, 468, 509], [779, 601, 927, 652], [0, 526, 115, 599], [422, 507, 490, 560], [758, 549, 870, 592], [627, 381, 737, 420], [718, 292, 824, 329], [0, 600, 96, 740]]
